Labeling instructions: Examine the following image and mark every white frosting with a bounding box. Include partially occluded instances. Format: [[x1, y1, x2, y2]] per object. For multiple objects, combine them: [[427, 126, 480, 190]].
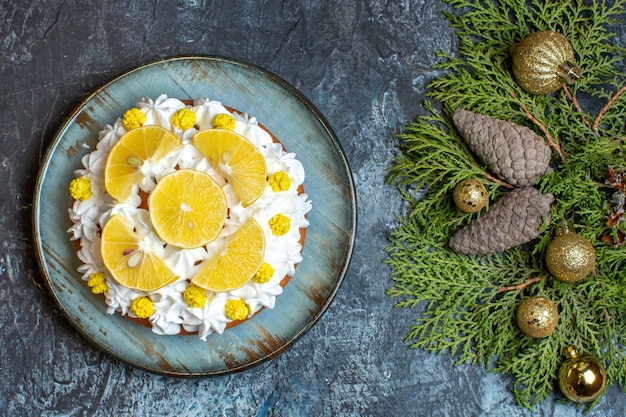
[[68, 94, 311, 340]]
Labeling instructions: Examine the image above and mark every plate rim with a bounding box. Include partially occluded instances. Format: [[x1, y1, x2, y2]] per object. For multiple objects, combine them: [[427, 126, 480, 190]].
[[32, 55, 357, 376]]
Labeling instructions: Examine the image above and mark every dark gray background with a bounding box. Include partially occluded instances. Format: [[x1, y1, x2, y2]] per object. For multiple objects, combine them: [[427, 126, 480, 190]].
[[2, 1, 625, 416]]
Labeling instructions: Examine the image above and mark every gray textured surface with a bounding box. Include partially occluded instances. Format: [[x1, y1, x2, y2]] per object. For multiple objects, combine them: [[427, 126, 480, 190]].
[[1, 1, 625, 416]]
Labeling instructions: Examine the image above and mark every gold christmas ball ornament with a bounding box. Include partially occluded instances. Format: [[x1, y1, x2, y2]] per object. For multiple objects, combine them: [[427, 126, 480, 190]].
[[515, 296, 558, 338], [453, 179, 487, 213], [509, 30, 580, 94], [546, 222, 596, 283], [558, 346, 607, 403]]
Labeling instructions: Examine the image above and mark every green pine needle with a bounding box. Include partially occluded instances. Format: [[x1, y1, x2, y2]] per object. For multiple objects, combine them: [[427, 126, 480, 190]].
[[385, 0, 626, 409]]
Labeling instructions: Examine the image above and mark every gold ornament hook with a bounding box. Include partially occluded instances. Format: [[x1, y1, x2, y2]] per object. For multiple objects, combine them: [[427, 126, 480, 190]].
[[555, 220, 574, 236], [558, 62, 581, 85], [564, 345, 579, 358]]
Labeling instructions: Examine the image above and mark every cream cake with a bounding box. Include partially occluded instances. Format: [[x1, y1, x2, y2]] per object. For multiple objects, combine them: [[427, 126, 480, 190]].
[[67, 94, 311, 340]]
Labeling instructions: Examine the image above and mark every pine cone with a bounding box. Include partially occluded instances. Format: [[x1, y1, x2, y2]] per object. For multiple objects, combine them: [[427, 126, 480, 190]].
[[452, 108, 553, 187], [449, 187, 554, 255]]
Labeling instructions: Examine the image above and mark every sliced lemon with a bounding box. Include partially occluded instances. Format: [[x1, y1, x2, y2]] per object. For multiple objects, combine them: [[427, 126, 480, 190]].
[[104, 125, 181, 202], [100, 214, 179, 291], [191, 217, 265, 292], [192, 129, 266, 207], [148, 169, 227, 249]]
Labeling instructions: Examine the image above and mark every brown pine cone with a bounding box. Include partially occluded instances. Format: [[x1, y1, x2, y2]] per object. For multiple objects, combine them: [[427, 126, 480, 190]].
[[452, 108, 552, 187], [449, 187, 554, 255]]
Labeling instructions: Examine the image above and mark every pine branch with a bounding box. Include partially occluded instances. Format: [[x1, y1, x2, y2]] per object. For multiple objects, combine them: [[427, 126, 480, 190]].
[[510, 91, 564, 161], [593, 85, 626, 134], [497, 276, 545, 293], [386, 0, 626, 409]]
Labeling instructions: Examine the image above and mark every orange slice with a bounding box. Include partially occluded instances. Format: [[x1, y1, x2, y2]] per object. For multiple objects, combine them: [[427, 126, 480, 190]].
[[101, 214, 179, 291], [148, 169, 227, 249], [104, 125, 181, 202], [191, 217, 265, 291], [192, 129, 266, 207]]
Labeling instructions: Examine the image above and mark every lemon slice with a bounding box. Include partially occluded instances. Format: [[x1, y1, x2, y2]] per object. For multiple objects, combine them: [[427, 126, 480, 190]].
[[104, 125, 181, 202], [192, 129, 267, 206], [101, 214, 178, 291], [148, 169, 227, 249], [191, 217, 265, 292]]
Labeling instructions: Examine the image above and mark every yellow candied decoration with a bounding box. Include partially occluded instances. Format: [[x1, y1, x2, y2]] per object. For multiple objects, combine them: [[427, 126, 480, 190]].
[[252, 262, 274, 284], [171, 108, 197, 130], [224, 299, 250, 321], [183, 284, 208, 308], [130, 296, 155, 318], [87, 271, 108, 294], [69, 176, 92, 201], [122, 108, 146, 130], [211, 113, 236, 130], [269, 213, 291, 236], [268, 171, 292, 192]]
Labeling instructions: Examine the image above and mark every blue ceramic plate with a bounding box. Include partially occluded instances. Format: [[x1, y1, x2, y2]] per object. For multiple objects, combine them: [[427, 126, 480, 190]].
[[33, 56, 356, 376]]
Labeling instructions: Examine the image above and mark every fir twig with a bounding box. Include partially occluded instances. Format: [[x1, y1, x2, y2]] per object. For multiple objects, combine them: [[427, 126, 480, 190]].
[[510, 91, 564, 162], [497, 276, 545, 293], [562, 85, 592, 129], [484, 172, 514, 188], [593, 84, 626, 135]]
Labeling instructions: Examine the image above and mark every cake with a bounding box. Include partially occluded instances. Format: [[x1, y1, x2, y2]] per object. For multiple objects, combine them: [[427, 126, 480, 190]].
[[67, 94, 311, 340]]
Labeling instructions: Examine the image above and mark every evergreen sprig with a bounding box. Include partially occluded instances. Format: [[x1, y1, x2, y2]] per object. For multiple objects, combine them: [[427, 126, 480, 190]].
[[386, 0, 626, 409]]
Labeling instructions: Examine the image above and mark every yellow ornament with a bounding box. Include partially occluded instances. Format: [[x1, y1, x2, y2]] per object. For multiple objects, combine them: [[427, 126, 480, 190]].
[[516, 296, 558, 338], [122, 108, 146, 130], [69, 176, 92, 201], [269, 213, 291, 236], [268, 171, 292, 192], [224, 299, 250, 321], [171, 108, 196, 130], [212, 113, 236, 130], [183, 284, 208, 308], [509, 30, 580, 94], [452, 179, 487, 213], [558, 346, 607, 403], [253, 262, 274, 284], [130, 296, 155, 318], [546, 222, 595, 283], [87, 271, 108, 294]]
